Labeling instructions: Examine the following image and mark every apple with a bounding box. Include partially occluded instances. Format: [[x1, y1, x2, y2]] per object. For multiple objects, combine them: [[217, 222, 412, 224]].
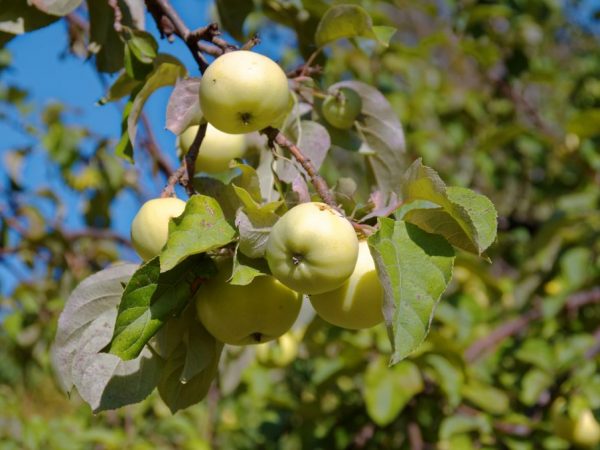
[[309, 240, 383, 330], [321, 87, 362, 129], [198, 50, 291, 134], [573, 409, 600, 448], [179, 123, 247, 173], [552, 398, 600, 448], [265, 202, 359, 295], [255, 330, 299, 367], [195, 260, 302, 346], [130, 197, 186, 261]]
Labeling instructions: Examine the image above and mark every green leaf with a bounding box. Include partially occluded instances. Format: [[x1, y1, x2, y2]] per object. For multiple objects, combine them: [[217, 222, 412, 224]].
[[98, 71, 141, 105], [126, 54, 186, 161], [331, 80, 406, 201], [30, 0, 82, 16], [230, 247, 269, 286], [160, 194, 236, 272], [368, 218, 454, 365], [364, 357, 423, 426], [401, 159, 497, 255], [108, 254, 215, 360], [0, 0, 59, 35], [314, 4, 396, 47], [567, 109, 600, 139], [158, 319, 223, 413], [115, 94, 135, 161], [426, 354, 464, 408], [462, 379, 510, 415], [215, 0, 254, 41], [124, 28, 158, 80], [439, 414, 492, 440], [52, 264, 162, 412], [87, 0, 123, 73], [520, 368, 553, 406]]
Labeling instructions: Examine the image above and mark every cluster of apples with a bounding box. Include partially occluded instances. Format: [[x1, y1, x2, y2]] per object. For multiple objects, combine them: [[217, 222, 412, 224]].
[[130, 50, 381, 347]]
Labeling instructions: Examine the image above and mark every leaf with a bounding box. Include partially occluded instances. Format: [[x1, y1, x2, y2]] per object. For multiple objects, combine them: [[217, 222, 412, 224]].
[[52, 264, 162, 412], [126, 54, 186, 161], [332, 80, 406, 201], [165, 77, 202, 135], [98, 71, 141, 104], [368, 218, 455, 365], [230, 247, 268, 286], [115, 94, 135, 161], [108, 255, 215, 360], [275, 120, 331, 184], [314, 4, 396, 47], [0, 1, 59, 35], [426, 354, 464, 409], [567, 109, 600, 139], [364, 357, 423, 426], [215, 0, 254, 41], [124, 28, 158, 80], [30, 0, 82, 16], [401, 159, 497, 255], [158, 320, 223, 413], [520, 368, 553, 406], [160, 194, 236, 272], [462, 379, 510, 415], [87, 0, 123, 73]]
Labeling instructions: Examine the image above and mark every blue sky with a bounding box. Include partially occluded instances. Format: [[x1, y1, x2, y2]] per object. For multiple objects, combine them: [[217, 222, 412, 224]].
[[0, 1, 293, 296]]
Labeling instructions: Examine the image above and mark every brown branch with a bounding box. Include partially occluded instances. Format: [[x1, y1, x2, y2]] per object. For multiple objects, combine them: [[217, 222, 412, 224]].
[[108, 0, 123, 33], [161, 123, 206, 197], [407, 422, 424, 450], [140, 112, 174, 177], [263, 126, 337, 208], [65, 229, 132, 247], [465, 288, 600, 362]]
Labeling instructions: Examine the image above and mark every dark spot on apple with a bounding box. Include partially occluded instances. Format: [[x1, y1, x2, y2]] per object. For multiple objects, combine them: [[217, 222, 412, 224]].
[[239, 112, 252, 124]]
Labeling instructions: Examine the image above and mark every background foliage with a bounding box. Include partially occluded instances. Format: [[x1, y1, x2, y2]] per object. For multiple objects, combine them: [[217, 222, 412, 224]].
[[1, 0, 600, 449]]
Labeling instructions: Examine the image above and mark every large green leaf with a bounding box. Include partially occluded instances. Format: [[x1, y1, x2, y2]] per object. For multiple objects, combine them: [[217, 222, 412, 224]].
[[124, 54, 186, 162], [364, 357, 423, 426], [160, 194, 236, 272], [314, 4, 396, 47], [52, 264, 162, 412], [157, 317, 223, 413], [400, 159, 497, 255], [108, 254, 215, 360], [332, 80, 406, 201], [368, 218, 454, 364], [215, 0, 254, 41]]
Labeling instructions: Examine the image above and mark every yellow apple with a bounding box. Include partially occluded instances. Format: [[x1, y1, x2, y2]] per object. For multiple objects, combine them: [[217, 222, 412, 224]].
[[198, 50, 291, 134], [195, 260, 302, 346], [130, 197, 186, 261], [552, 398, 600, 448], [309, 240, 383, 329], [179, 123, 247, 173], [265, 202, 359, 295], [321, 87, 362, 129]]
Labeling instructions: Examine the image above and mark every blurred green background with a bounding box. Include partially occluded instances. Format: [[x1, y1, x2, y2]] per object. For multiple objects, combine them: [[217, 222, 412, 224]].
[[1, 0, 600, 449]]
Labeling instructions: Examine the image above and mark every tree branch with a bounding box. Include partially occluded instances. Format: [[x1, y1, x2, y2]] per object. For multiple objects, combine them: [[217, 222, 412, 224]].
[[263, 126, 337, 208], [465, 288, 600, 362]]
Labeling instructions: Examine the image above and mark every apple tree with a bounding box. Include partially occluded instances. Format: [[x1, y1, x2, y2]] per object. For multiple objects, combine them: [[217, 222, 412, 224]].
[[1, 1, 600, 449]]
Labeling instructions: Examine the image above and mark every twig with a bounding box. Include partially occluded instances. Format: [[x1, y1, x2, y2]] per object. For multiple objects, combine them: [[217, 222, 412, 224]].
[[263, 126, 336, 208], [465, 288, 600, 362], [140, 112, 174, 177], [407, 422, 424, 450], [108, 0, 123, 33], [161, 123, 206, 197]]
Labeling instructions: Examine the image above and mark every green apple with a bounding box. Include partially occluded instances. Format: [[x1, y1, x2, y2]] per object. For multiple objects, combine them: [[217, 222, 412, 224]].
[[310, 240, 383, 329], [198, 50, 291, 134], [195, 260, 302, 345], [255, 330, 299, 367], [130, 197, 186, 261], [265, 202, 359, 295], [321, 87, 362, 129], [573, 409, 600, 448], [179, 123, 247, 173]]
